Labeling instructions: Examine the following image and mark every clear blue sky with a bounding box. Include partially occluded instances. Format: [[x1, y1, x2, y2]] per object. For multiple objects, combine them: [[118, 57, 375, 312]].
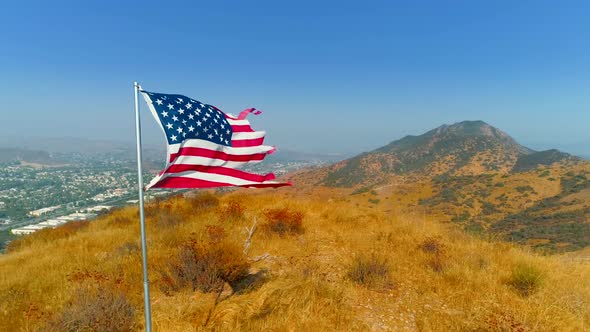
[[1, 0, 589, 155]]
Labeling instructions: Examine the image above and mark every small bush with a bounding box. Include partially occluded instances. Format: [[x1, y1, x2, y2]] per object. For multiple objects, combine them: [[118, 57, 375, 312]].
[[451, 211, 470, 223], [114, 242, 140, 256], [351, 186, 372, 195], [205, 225, 226, 243], [157, 212, 182, 227], [0, 285, 33, 331], [539, 170, 551, 177], [508, 261, 545, 297], [516, 185, 534, 194], [161, 238, 250, 294], [347, 253, 391, 289], [420, 237, 445, 255], [368, 198, 380, 205], [144, 199, 164, 218], [106, 214, 133, 228], [428, 256, 445, 273], [43, 286, 136, 332], [261, 208, 304, 236], [484, 310, 526, 332], [187, 192, 220, 210], [222, 201, 246, 221], [420, 237, 447, 272]]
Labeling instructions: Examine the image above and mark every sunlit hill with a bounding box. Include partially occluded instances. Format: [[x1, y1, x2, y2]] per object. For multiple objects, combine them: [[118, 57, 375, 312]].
[[1, 121, 590, 331]]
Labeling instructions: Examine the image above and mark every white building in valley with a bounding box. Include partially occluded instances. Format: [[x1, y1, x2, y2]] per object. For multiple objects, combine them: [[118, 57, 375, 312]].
[[11, 224, 44, 235], [28, 205, 61, 217]]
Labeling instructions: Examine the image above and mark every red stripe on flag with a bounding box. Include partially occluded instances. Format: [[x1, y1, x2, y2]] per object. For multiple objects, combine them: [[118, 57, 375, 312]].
[[169, 147, 268, 163], [151, 177, 229, 188], [231, 137, 265, 147], [231, 125, 254, 132], [165, 164, 276, 182], [151, 176, 291, 189]]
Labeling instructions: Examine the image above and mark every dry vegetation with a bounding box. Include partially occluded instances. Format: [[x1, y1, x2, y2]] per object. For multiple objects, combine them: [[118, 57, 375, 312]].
[[1, 189, 590, 331]]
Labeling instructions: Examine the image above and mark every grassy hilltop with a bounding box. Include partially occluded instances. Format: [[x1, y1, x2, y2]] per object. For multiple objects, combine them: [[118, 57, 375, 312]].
[[2, 121, 590, 331], [1, 189, 589, 331]]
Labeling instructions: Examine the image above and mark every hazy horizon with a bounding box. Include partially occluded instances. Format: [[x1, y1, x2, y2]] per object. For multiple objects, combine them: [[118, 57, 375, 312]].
[[1, 1, 589, 156], [1, 119, 589, 158]]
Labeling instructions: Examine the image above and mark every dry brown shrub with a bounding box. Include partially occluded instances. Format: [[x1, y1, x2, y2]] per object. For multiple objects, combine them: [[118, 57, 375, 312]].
[[261, 207, 304, 236], [347, 253, 392, 289], [42, 286, 136, 332], [420, 237, 448, 273], [67, 269, 126, 287], [428, 256, 446, 273], [0, 285, 34, 331], [420, 237, 446, 255], [106, 214, 133, 228], [114, 241, 140, 256], [157, 212, 183, 227], [484, 310, 526, 332], [160, 237, 250, 295], [144, 198, 164, 218], [222, 201, 246, 221], [41, 268, 134, 332], [206, 225, 226, 243], [145, 198, 185, 227], [187, 192, 220, 210], [145, 193, 219, 226]]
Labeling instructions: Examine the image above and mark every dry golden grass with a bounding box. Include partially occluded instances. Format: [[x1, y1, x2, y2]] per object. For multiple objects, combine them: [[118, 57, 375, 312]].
[[0, 189, 589, 331]]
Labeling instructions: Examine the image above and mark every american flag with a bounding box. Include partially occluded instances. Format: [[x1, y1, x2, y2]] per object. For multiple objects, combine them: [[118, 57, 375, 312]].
[[140, 89, 290, 189]]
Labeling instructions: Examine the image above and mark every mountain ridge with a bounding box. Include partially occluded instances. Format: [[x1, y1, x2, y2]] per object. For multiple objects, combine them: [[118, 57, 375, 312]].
[[285, 120, 590, 252], [320, 120, 579, 188]]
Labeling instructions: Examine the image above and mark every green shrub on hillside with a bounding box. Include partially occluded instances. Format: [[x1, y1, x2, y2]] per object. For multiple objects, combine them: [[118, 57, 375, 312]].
[[508, 262, 545, 297], [368, 198, 380, 205], [515, 185, 534, 194]]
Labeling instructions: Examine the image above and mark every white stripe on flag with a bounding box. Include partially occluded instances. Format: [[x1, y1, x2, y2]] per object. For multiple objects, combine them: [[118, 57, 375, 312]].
[[231, 131, 266, 140]]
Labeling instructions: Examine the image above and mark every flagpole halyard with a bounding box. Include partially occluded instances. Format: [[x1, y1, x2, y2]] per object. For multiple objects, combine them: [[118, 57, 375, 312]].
[[134, 81, 153, 332]]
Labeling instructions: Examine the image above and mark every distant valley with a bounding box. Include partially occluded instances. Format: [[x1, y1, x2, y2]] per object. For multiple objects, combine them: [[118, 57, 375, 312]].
[[0, 140, 335, 250]]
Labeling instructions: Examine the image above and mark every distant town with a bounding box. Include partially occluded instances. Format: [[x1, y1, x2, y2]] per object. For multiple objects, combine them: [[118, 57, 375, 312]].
[[0, 150, 332, 250]]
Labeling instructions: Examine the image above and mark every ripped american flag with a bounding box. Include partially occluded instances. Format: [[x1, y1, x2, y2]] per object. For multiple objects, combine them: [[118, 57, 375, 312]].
[[140, 89, 291, 190]]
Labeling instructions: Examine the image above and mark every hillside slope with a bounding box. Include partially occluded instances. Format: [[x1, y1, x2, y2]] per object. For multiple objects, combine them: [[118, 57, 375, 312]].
[[291, 121, 590, 252], [1, 191, 589, 331]]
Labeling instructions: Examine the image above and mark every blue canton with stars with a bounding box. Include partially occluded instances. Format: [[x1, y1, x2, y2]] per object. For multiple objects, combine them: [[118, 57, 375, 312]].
[[142, 91, 233, 146]]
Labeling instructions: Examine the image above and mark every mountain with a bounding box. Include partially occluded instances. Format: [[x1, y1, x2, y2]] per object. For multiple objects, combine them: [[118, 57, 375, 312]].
[[288, 121, 590, 252], [512, 149, 575, 172], [321, 121, 577, 187]]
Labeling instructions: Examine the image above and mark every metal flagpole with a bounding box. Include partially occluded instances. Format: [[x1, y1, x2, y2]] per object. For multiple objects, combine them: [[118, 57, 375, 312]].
[[133, 81, 153, 332]]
